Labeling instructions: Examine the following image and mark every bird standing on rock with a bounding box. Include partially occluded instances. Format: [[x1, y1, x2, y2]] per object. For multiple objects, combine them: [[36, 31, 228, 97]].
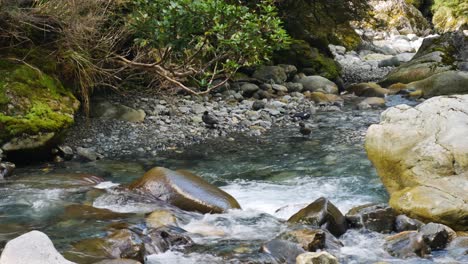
[[299, 122, 312, 136], [202, 111, 219, 128]]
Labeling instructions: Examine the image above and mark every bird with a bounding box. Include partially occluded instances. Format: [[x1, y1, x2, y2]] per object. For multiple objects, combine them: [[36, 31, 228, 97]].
[[299, 122, 312, 136], [291, 111, 311, 122], [202, 111, 218, 128]]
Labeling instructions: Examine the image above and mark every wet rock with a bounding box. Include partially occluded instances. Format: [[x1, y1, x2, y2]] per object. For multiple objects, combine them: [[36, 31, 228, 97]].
[[306, 92, 343, 106], [0, 162, 15, 179], [447, 237, 468, 259], [280, 229, 326, 252], [129, 167, 241, 214], [0, 230, 76, 264], [288, 197, 347, 237], [419, 223, 455, 250], [345, 203, 395, 233], [395, 215, 423, 232], [366, 95, 468, 230], [62, 204, 131, 221], [146, 210, 177, 229], [253, 66, 287, 84], [70, 229, 143, 262], [384, 231, 430, 258], [296, 76, 339, 94], [260, 239, 305, 264], [77, 147, 104, 161], [91, 101, 145, 123], [143, 227, 193, 255], [296, 251, 338, 264]]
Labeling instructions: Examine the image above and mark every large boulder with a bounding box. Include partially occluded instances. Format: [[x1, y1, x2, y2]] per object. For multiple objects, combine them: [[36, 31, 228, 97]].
[[295, 76, 339, 94], [0, 230, 76, 264], [405, 71, 468, 98], [379, 32, 467, 87], [288, 197, 347, 237], [0, 61, 79, 160], [365, 95, 468, 230], [129, 167, 241, 214], [369, 0, 430, 35]]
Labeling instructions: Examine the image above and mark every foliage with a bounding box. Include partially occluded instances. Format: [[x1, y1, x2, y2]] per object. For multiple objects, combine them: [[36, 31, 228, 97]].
[[128, 0, 290, 93], [431, 0, 468, 32]]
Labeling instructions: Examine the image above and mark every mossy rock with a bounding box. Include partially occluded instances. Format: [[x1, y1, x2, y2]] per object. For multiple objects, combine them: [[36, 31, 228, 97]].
[[0, 59, 79, 158], [432, 1, 468, 33], [274, 40, 340, 80]]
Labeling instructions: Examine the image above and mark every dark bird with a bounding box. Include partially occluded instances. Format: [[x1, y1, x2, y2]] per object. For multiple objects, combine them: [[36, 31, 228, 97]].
[[291, 111, 311, 121], [299, 122, 312, 136], [202, 111, 218, 128]]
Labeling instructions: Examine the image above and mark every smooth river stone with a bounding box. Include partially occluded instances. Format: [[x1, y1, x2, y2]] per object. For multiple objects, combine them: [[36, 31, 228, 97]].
[[129, 167, 241, 214]]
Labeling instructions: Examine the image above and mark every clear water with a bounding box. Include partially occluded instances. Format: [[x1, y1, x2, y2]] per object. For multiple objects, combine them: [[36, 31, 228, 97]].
[[0, 98, 459, 263]]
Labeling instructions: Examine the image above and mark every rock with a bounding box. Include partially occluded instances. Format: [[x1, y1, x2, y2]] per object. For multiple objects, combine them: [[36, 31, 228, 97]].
[[384, 231, 430, 258], [306, 92, 343, 106], [0, 230, 76, 264], [91, 101, 145, 123], [345, 203, 395, 233], [358, 97, 386, 109], [387, 83, 408, 94], [0, 61, 79, 161], [252, 66, 287, 84], [396, 53, 415, 63], [280, 229, 326, 252], [77, 147, 103, 161], [144, 227, 193, 255], [146, 210, 177, 229], [378, 56, 400, 68], [379, 32, 467, 87], [285, 82, 303, 93], [129, 167, 241, 214], [272, 84, 288, 93], [240, 83, 260, 97], [288, 197, 347, 237], [419, 223, 455, 250], [93, 260, 141, 264], [57, 145, 74, 160], [365, 95, 468, 230], [405, 71, 468, 98], [278, 64, 298, 80], [346, 83, 388, 97], [370, 0, 430, 35], [252, 100, 266, 111], [296, 252, 338, 264], [0, 161, 15, 179], [296, 76, 338, 94], [62, 204, 131, 221], [447, 237, 468, 259], [395, 215, 423, 232], [260, 239, 305, 264], [432, 4, 468, 33]]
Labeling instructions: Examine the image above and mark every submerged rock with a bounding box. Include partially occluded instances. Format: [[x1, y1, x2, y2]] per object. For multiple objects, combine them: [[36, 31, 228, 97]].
[[0, 230, 76, 264], [345, 203, 395, 233], [296, 251, 338, 264], [260, 239, 305, 264], [288, 197, 347, 237], [384, 231, 430, 258], [366, 95, 468, 230], [129, 167, 241, 214]]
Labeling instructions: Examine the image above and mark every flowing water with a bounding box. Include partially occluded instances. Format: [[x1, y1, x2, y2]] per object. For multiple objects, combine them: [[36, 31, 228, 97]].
[[0, 96, 460, 263]]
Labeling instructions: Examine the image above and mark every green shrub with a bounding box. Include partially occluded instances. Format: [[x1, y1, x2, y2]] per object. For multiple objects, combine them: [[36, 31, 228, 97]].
[[129, 0, 290, 91]]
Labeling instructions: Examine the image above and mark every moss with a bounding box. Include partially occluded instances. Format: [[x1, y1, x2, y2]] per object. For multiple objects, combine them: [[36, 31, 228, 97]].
[[331, 25, 361, 51], [0, 59, 78, 143]]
